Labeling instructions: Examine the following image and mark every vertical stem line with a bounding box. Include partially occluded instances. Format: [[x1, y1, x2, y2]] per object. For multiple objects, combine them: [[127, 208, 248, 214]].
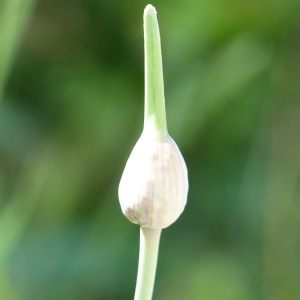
[[134, 227, 161, 300], [143, 4, 167, 136]]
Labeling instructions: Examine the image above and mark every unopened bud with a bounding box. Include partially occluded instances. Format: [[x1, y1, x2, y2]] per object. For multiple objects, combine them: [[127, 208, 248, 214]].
[[118, 4, 188, 229]]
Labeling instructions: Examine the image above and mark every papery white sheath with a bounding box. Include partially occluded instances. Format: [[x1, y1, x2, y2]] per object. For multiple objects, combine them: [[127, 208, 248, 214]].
[[118, 4, 188, 230]]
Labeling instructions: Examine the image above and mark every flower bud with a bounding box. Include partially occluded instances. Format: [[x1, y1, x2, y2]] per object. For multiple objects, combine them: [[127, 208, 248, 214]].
[[118, 5, 188, 229]]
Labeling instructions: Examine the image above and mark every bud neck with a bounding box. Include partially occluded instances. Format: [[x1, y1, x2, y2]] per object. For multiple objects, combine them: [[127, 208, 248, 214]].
[[143, 5, 168, 137]]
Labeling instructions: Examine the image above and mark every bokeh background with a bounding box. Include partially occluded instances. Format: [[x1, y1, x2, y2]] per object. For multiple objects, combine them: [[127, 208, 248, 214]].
[[1, 0, 300, 299]]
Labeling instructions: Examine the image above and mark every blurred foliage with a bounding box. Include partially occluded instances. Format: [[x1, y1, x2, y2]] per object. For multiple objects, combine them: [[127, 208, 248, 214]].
[[0, 0, 300, 299]]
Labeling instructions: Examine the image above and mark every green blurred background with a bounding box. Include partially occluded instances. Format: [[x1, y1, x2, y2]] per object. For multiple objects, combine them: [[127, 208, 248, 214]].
[[0, 0, 300, 299]]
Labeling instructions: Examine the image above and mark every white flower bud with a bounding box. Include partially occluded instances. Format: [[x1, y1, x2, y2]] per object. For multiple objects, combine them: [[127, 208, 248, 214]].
[[119, 127, 188, 229], [118, 5, 188, 229]]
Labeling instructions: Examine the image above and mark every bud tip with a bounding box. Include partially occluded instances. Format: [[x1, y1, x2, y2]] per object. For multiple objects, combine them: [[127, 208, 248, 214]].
[[144, 4, 157, 16]]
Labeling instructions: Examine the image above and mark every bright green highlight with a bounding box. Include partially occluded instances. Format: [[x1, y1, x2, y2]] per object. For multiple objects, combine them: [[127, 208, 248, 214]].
[[143, 4, 167, 136], [0, 0, 36, 103]]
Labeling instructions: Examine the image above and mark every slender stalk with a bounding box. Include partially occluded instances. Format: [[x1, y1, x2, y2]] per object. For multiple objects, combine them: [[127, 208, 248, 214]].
[[134, 227, 162, 300], [143, 4, 168, 137]]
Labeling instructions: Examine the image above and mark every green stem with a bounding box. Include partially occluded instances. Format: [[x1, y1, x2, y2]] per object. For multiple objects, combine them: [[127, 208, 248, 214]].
[[143, 4, 168, 136], [134, 227, 162, 300]]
